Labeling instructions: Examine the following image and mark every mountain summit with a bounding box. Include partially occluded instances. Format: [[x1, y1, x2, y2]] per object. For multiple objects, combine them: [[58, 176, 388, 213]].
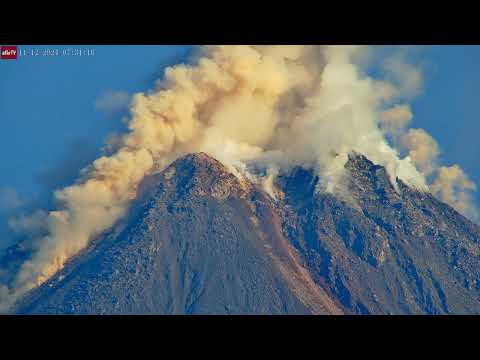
[[14, 153, 341, 314], [12, 152, 480, 314]]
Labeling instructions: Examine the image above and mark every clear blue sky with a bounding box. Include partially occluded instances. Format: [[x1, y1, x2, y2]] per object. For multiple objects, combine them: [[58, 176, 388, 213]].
[[0, 45, 479, 247]]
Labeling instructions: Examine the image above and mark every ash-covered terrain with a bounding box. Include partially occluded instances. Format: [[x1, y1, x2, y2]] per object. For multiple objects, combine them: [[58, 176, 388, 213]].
[[6, 152, 480, 314]]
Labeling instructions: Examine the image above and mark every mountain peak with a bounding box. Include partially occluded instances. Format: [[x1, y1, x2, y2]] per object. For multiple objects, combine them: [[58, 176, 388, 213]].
[[172, 152, 225, 170], [14, 152, 342, 315], [155, 152, 252, 202], [346, 151, 376, 170], [8, 152, 480, 315], [345, 152, 395, 192]]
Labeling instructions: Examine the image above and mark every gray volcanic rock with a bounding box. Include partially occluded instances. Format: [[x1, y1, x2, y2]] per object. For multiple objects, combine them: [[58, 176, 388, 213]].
[[11, 152, 480, 314], [276, 153, 480, 314], [15, 153, 341, 315]]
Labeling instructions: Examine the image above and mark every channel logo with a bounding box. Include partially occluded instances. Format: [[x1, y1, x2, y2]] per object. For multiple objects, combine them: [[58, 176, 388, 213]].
[[1, 46, 17, 60]]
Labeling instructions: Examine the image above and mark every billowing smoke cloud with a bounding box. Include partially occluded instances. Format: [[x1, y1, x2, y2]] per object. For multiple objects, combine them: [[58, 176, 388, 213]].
[[393, 126, 477, 219], [196, 46, 426, 193], [400, 128, 440, 176], [1, 45, 478, 311], [380, 104, 413, 135], [431, 166, 478, 221]]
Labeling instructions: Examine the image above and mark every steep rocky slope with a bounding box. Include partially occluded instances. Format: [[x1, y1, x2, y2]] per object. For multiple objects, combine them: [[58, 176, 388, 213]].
[[14, 153, 341, 314], [276, 153, 480, 314], [8, 152, 480, 314]]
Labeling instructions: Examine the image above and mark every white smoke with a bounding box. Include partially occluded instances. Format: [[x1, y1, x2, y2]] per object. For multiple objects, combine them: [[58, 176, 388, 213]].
[[1, 45, 478, 311]]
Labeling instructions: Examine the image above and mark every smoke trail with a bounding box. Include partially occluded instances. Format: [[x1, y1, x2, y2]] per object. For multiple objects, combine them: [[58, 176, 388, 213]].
[[1, 45, 477, 311]]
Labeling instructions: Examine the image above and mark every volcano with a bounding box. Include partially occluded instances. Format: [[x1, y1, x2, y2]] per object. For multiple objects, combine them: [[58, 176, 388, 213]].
[[9, 152, 480, 314]]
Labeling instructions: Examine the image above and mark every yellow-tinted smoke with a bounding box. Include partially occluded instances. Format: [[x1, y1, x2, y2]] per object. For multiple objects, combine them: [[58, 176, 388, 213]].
[[401, 128, 440, 176], [380, 104, 413, 135], [431, 165, 478, 221], [398, 129, 477, 219]]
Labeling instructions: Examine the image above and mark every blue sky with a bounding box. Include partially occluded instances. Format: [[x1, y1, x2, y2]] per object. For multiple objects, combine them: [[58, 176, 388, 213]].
[[0, 45, 479, 247], [411, 46, 480, 214], [412, 46, 480, 184]]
